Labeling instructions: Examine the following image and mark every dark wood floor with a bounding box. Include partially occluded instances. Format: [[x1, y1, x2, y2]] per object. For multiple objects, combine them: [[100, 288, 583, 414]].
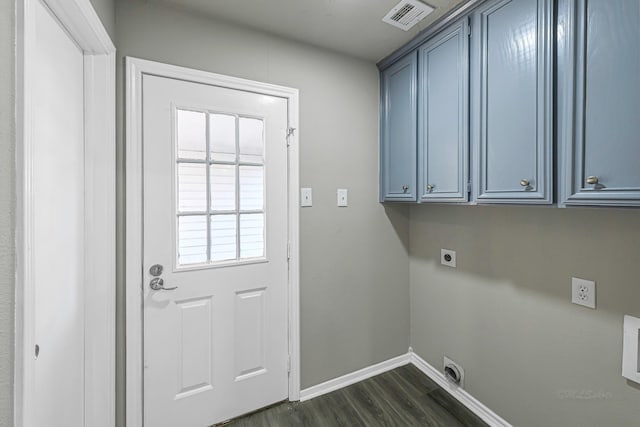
[[221, 364, 488, 426]]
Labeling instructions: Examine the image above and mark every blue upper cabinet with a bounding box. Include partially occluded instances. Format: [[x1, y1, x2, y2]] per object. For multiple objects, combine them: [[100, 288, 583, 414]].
[[558, 0, 640, 207], [418, 20, 469, 203], [471, 0, 553, 204], [380, 51, 418, 202]]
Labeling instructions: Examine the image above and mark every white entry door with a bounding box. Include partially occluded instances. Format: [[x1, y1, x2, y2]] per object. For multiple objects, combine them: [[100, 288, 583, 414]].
[[142, 74, 290, 426]]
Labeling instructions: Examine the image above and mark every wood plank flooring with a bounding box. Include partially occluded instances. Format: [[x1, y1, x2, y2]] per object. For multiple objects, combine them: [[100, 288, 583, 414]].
[[221, 364, 488, 427]]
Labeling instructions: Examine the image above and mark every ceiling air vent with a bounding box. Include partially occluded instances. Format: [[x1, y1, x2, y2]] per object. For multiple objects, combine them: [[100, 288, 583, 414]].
[[382, 0, 434, 31]]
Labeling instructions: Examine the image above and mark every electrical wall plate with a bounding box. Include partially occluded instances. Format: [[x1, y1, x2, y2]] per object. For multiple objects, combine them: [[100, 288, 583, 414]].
[[301, 188, 312, 207], [337, 189, 348, 207], [443, 355, 464, 387], [623, 315, 640, 384], [571, 277, 596, 309], [441, 249, 456, 268]]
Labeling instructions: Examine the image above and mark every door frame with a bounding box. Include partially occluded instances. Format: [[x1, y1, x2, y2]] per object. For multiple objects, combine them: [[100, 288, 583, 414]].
[[15, 0, 116, 426], [125, 57, 300, 427]]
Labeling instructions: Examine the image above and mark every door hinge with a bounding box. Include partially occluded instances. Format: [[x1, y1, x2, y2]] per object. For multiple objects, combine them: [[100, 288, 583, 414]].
[[287, 355, 291, 374], [287, 242, 291, 260], [467, 181, 472, 193], [286, 127, 296, 146], [467, 17, 471, 37]]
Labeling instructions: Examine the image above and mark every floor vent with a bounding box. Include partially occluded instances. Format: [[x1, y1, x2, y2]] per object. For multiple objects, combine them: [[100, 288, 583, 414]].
[[382, 0, 434, 31]]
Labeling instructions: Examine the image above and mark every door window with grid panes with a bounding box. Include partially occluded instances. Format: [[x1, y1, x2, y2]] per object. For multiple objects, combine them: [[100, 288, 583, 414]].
[[175, 108, 266, 266]]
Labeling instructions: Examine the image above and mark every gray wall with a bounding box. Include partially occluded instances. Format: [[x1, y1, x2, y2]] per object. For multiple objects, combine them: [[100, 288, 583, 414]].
[[89, 0, 116, 39], [0, 0, 15, 425], [114, 0, 410, 424], [410, 204, 640, 426]]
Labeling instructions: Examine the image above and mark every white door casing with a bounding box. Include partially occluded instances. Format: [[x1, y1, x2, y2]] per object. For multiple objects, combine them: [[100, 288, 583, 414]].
[[16, 0, 116, 426], [126, 58, 300, 427]]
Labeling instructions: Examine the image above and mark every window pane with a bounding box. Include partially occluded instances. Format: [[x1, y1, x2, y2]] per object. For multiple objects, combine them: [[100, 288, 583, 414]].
[[210, 114, 236, 162], [239, 118, 264, 163], [240, 213, 264, 259], [178, 216, 207, 265], [210, 164, 236, 211], [178, 163, 207, 212], [177, 110, 206, 160], [239, 166, 264, 211], [211, 215, 237, 262]]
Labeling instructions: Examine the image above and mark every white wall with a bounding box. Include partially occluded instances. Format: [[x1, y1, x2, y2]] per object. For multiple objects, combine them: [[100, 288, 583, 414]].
[[410, 204, 640, 426], [115, 1, 410, 425]]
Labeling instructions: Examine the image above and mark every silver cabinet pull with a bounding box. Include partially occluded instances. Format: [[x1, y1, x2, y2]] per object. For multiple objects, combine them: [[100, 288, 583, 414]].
[[586, 176, 599, 185], [426, 184, 434, 192], [402, 185, 409, 192], [150, 277, 178, 291], [520, 179, 530, 187]]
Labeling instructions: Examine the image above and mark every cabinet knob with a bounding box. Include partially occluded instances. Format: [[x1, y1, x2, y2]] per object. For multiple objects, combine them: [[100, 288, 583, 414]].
[[520, 179, 530, 187], [402, 185, 409, 192], [426, 184, 434, 192], [586, 176, 599, 185]]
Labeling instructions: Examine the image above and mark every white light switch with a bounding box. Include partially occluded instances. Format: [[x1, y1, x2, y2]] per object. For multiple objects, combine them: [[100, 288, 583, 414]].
[[623, 315, 640, 384], [337, 189, 348, 207], [301, 188, 312, 207]]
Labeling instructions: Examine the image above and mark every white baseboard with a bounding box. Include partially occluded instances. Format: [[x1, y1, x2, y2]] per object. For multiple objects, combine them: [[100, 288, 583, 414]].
[[299, 353, 411, 402], [410, 351, 512, 427], [298, 350, 511, 427]]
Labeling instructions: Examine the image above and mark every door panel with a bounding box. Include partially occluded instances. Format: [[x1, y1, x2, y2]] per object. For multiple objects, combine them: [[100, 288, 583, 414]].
[[142, 75, 289, 426], [560, 0, 640, 206], [418, 20, 469, 202], [473, 0, 553, 203], [380, 52, 417, 201], [32, 0, 85, 425]]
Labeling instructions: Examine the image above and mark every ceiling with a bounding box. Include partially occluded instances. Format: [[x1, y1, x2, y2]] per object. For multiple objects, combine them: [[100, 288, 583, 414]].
[[153, 0, 470, 62]]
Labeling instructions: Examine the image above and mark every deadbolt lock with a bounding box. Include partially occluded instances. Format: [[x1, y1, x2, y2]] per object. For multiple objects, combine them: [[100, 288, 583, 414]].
[[149, 264, 163, 277]]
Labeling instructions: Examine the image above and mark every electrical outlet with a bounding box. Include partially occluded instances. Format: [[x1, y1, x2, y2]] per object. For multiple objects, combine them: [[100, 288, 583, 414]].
[[443, 356, 464, 387], [572, 277, 596, 309], [441, 249, 456, 268]]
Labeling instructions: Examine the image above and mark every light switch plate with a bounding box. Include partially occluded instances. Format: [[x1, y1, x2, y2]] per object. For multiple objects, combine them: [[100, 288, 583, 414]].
[[301, 188, 312, 207], [337, 189, 348, 207], [571, 277, 596, 309], [622, 315, 640, 384]]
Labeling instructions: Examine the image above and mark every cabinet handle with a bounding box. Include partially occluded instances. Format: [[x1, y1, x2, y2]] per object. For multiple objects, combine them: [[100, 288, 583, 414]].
[[520, 179, 530, 187], [426, 184, 434, 192], [402, 185, 409, 192], [586, 176, 599, 185]]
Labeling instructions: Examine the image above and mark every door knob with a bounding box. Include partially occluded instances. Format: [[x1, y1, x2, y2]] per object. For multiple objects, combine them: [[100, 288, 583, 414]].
[[586, 176, 599, 185], [426, 184, 434, 192], [402, 185, 409, 192], [520, 179, 530, 187], [149, 277, 178, 291]]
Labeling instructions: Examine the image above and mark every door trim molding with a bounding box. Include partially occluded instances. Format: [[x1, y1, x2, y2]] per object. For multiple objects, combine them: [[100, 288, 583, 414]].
[[15, 0, 116, 426], [125, 57, 300, 427]]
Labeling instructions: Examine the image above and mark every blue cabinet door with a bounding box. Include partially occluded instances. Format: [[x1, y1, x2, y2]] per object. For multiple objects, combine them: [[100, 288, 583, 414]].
[[558, 0, 640, 207], [471, 0, 553, 204], [418, 20, 469, 203], [380, 52, 417, 202]]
